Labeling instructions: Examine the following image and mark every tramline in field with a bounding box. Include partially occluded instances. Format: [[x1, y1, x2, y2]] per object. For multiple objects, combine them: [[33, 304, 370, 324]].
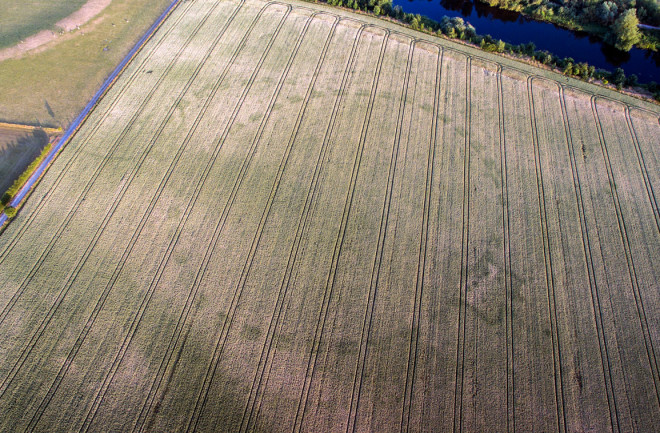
[[0, 0, 658, 431]]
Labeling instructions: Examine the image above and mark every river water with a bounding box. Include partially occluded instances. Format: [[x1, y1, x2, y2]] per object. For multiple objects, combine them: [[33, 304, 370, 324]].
[[394, 0, 660, 83]]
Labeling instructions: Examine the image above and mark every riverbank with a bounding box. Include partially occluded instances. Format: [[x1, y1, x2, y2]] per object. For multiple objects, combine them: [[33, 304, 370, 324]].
[[471, 0, 660, 52], [393, 0, 660, 84], [315, 0, 659, 102]]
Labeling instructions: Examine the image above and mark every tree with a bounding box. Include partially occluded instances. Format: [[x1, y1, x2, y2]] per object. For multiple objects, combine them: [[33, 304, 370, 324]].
[[524, 42, 536, 56], [451, 17, 466, 38], [465, 23, 477, 40], [439, 16, 452, 34], [625, 73, 639, 87], [613, 9, 641, 51], [597, 1, 618, 25], [638, 0, 660, 26], [587, 65, 596, 78], [410, 15, 421, 31], [612, 67, 626, 88]]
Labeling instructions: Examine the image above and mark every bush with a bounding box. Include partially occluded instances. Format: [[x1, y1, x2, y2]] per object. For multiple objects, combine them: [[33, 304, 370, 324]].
[[4, 207, 17, 219], [1, 193, 11, 206], [612, 67, 626, 88]]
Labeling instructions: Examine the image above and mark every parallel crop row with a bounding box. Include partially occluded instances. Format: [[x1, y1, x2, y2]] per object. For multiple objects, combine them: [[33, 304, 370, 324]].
[[0, 1, 658, 432]]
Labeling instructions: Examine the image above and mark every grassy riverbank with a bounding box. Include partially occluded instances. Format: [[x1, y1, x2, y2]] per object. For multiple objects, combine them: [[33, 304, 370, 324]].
[[476, 0, 660, 51], [319, 0, 659, 100]]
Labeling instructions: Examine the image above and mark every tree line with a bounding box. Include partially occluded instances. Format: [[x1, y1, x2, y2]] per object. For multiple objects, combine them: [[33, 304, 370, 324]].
[[478, 0, 659, 52]]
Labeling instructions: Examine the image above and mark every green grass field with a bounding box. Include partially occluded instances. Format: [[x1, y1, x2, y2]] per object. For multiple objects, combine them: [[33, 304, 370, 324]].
[[0, 0, 87, 49], [0, 0, 173, 126], [0, 0, 658, 431]]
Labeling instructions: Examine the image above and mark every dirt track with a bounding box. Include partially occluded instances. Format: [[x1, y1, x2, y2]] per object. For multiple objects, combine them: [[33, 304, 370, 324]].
[[0, 0, 112, 62]]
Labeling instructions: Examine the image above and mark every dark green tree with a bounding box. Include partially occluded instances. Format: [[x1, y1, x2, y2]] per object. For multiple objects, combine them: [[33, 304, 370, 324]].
[[638, 0, 660, 26], [597, 1, 618, 25], [612, 67, 626, 88], [625, 73, 639, 87]]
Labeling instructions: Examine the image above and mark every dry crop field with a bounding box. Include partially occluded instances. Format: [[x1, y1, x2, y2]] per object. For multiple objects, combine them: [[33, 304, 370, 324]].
[[0, 0, 658, 431]]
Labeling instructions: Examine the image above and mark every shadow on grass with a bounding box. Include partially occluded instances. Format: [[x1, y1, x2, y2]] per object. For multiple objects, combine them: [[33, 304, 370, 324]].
[[0, 129, 49, 193]]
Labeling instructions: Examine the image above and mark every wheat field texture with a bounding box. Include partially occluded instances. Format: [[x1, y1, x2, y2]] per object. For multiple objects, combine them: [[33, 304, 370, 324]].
[[0, 0, 659, 431]]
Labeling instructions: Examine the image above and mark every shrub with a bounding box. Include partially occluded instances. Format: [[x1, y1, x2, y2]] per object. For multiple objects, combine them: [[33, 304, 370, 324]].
[[612, 67, 626, 88], [625, 74, 639, 87], [4, 207, 17, 219], [1, 193, 11, 206]]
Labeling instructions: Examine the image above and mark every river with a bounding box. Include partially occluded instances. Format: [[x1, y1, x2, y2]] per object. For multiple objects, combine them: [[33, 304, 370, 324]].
[[393, 0, 660, 83]]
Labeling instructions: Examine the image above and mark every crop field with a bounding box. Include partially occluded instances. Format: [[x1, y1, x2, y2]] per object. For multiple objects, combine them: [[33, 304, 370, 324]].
[[0, 0, 658, 431]]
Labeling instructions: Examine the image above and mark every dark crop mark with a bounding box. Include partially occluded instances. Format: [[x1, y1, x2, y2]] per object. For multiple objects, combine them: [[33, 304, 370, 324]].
[[497, 65, 515, 433], [453, 54, 471, 433], [235, 15, 341, 433], [592, 97, 660, 411], [558, 86, 619, 433], [77, 3, 292, 433]]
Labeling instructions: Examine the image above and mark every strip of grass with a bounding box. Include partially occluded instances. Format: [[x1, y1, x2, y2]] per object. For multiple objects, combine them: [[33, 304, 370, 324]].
[[0, 0, 173, 126]]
